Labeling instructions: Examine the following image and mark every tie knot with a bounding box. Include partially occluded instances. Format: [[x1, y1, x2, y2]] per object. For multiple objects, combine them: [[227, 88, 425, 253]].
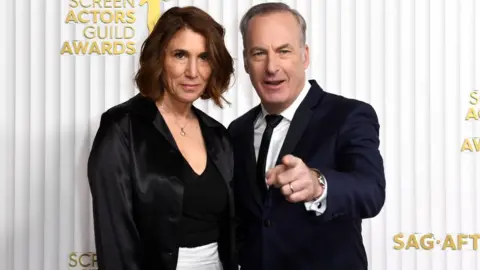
[[265, 114, 283, 128]]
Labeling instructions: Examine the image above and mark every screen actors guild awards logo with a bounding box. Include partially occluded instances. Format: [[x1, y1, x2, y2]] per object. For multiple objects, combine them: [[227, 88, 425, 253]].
[[139, 0, 167, 33], [61, 0, 167, 55]]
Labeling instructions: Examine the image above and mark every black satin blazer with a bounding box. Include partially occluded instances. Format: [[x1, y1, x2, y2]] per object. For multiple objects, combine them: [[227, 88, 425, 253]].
[[87, 94, 236, 270]]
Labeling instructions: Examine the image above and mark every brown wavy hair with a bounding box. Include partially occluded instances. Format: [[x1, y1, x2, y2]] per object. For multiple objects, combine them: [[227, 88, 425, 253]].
[[135, 6, 234, 108]]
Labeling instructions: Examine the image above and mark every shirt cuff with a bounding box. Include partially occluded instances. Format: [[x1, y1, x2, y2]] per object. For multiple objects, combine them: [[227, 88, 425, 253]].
[[304, 177, 328, 216]]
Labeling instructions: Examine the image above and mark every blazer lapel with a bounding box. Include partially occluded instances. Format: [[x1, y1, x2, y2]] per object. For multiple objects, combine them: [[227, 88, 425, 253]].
[[130, 93, 180, 151], [201, 125, 232, 185], [152, 113, 180, 151], [275, 80, 325, 165], [193, 107, 234, 189], [131, 95, 233, 185]]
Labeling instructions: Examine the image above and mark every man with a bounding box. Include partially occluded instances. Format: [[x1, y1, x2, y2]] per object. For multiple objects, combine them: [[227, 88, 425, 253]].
[[228, 3, 386, 270]]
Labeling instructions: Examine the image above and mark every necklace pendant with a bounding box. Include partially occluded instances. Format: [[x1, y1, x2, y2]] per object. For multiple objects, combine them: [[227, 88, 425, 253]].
[[180, 128, 186, 136]]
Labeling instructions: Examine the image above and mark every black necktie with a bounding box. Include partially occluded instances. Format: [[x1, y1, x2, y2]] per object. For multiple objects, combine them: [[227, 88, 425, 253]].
[[256, 114, 283, 200]]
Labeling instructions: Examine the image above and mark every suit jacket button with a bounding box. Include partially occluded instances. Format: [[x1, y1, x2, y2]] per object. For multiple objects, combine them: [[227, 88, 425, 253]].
[[263, 219, 271, 227]]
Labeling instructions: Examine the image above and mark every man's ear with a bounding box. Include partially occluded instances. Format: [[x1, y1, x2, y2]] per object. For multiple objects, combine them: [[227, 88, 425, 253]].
[[303, 44, 310, 69], [243, 49, 249, 74]]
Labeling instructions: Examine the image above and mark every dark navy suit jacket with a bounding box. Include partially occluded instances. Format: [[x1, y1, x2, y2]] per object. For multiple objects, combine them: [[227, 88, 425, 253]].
[[228, 80, 386, 270]]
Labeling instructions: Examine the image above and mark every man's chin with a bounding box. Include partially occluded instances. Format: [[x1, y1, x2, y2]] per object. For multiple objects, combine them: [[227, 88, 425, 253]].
[[261, 93, 288, 104], [260, 99, 291, 114]]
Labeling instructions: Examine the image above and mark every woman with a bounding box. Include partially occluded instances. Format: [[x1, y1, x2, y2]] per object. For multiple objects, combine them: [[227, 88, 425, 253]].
[[87, 6, 236, 270]]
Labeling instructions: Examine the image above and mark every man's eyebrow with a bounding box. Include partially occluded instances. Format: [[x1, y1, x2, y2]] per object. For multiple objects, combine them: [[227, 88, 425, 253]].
[[249, 46, 266, 53], [276, 43, 293, 50], [249, 43, 293, 53]]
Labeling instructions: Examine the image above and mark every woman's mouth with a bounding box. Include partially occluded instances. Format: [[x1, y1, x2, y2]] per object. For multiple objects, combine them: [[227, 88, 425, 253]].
[[180, 84, 200, 90]]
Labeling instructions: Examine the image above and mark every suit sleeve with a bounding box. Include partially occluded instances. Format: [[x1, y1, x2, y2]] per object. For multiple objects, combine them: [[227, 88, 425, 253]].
[[313, 102, 386, 221], [87, 113, 142, 270]]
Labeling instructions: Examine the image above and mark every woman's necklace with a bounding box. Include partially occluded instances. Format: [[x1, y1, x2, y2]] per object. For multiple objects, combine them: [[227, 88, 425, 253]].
[[159, 103, 190, 136], [179, 123, 188, 136]]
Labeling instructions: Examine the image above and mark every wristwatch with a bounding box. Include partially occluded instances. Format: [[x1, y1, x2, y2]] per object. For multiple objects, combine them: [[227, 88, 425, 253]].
[[310, 168, 326, 202], [310, 168, 326, 188]]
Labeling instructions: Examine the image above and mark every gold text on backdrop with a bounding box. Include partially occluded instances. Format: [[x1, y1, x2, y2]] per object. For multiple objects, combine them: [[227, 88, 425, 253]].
[[61, 0, 166, 55], [460, 90, 480, 152]]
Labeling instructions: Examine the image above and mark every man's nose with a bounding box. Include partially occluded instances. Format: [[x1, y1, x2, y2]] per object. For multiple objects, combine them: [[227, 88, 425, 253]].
[[266, 53, 279, 75]]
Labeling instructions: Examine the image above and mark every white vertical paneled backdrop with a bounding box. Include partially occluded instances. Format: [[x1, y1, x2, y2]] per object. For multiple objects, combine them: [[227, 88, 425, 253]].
[[0, 0, 479, 269]]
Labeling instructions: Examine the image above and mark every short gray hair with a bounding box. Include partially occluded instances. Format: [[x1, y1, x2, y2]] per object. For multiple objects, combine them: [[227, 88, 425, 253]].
[[239, 2, 307, 48]]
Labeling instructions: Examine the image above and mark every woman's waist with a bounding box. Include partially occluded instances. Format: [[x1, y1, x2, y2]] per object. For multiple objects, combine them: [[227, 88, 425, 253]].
[[177, 242, 221, 266]]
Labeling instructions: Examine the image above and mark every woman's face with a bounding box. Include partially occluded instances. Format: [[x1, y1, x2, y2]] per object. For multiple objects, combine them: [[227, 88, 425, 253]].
[[163, 28, 212, 103]]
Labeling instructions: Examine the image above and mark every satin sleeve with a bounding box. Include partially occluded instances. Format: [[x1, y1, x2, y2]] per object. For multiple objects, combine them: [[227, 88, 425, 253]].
[[87, 112, 142, 270]]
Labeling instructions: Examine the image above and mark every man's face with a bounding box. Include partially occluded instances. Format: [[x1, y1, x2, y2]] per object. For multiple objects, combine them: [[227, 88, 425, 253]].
[[244, 11, 309, 114]]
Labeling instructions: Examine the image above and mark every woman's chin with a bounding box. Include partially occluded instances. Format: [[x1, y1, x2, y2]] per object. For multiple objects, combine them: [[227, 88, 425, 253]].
[[174, 92, 203, 104]]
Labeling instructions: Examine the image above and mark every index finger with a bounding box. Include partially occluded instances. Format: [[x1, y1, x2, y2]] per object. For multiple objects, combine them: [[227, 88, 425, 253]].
[[265, 164, 287, 187], [281, 154, 303, 168]]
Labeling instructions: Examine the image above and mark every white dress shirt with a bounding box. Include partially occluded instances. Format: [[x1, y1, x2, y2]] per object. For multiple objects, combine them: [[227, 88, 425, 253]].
[[253, 80, 328, 216]]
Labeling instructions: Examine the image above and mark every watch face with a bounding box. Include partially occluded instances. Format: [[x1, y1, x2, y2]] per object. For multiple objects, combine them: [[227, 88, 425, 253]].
[[319, 176, 326, 186]]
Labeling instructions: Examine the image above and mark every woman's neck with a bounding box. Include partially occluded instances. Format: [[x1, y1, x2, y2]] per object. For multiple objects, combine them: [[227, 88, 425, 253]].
[[156, 93, 193, 119]]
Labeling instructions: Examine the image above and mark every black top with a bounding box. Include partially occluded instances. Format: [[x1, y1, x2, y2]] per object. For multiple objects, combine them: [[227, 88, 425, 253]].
[[178, 157, 228, 248], [88, 94, 236, 270]]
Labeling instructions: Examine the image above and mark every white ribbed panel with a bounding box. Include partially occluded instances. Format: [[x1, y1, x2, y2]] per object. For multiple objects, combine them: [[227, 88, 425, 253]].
[[0, 1, 479, 270]]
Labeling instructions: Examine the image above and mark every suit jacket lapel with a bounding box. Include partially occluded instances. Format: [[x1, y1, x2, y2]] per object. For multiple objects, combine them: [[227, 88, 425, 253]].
[[275, 106, 312, 165], [246, 105, 263, 208], [275, 80, 325, 165], [239, 106, 263, 208]]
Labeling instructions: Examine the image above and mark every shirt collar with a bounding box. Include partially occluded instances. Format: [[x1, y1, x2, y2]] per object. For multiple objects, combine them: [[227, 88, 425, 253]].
[[259, 80, 310, 122]]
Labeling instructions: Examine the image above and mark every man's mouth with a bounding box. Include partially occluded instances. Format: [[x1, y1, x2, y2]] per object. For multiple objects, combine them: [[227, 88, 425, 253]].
[[264, 80, 285, 86]]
